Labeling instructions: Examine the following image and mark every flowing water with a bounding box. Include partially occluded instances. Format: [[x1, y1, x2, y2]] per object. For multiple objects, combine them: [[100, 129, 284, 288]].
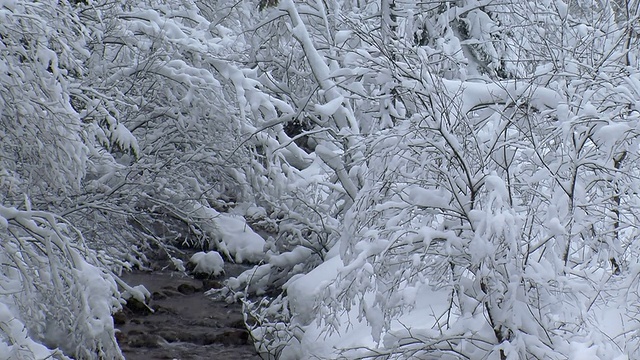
[[115, 260, 261, 360]]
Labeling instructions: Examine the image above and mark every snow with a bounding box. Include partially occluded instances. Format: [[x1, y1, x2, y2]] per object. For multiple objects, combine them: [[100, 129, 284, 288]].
[[547, 217, 566, 236], [268, 246, 313, 268], [403, 185, 451, 208], [184, 203, 266, 263], [440, 78, 561, 115], [281, 254, 371, 359], [555, 0, 568, 19], [314, 96, 344, 116], [593, 122, 630, 146], [484, 174, 509, 201], [189, 251, 224, 276], [223, 263, 273, 297], [284, 250, 456, 359], [334, 30, 352, 45], [211, 211, 266, 263], [74, 259, 119, 338], [285, 255, 341, 324], [122, 284, 151, 304], [0, 303, 67, 360], [314, 144, 343, 170], [111, 123, 140, 156], [171, 257, 186, 272]]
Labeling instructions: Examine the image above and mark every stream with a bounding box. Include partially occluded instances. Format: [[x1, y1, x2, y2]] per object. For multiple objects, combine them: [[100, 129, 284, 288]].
[[114, 256, 261, 360]]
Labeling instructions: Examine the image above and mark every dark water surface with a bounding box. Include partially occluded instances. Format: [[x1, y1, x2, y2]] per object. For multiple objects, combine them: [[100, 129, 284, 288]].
[[115, 262, 261, 360]]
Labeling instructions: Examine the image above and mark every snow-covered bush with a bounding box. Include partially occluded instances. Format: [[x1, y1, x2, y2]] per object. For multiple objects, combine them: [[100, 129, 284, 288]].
[[0, 206, 124, 359], [0, 2, 126, 356], [0, 0, 89, 206], [58, 0, 249, 254], [224, 0, 640, 359]]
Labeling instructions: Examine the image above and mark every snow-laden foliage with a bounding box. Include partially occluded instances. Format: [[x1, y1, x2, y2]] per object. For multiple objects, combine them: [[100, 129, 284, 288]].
[[224, 0, 640, 359], [60, 0, 252, 256], [68, 0, 333, 269], [1, 0, 336, 355], [0, 206, 124, 359], [0, 1, 125, 358], [0, 0, 88, 204], [3, 0, 640, 358]]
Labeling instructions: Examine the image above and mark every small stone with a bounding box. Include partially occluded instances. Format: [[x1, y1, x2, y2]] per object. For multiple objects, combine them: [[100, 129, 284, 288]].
[[152, 291, 167, 300], [157, 329, 181, 342], [125, 298, 152, 315], [192, 271, 212, 280], [114, 330, 127, 343], [177, 283, 198, 295], [202, 279, 223, 291], [218, 330, 250, 346], [227, 319, 246, 329], [153, 305, 176, 315], [203, 330, 250, 346], [127, 333, 162, 348], [112, 311, 127, 325], [162, 289, 183, 297]]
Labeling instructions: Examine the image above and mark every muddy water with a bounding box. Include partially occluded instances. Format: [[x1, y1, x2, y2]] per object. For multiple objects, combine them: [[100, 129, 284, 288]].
[[115, 263, 261, 360]]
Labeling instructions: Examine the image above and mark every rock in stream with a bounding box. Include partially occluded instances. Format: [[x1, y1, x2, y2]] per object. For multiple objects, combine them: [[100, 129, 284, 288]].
[[115, 262, 261, 360]]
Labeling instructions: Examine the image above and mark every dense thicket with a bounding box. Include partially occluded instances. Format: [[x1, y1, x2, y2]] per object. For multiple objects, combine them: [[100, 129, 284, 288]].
[[1, 0, 639, 359]]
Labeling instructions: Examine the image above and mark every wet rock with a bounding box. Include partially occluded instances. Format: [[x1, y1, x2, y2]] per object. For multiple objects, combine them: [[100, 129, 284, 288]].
[[177, 332, 198, 343], [192, 271, 214, 280], [126, 333, 163, 348], [112, 311, 127, 325], [152, 305, 176, 315], [125, 298, 152, 315], [156, 329, 182, 342], [151, 304, 172, 314], [200, 332, 220, 345], [227, 319, 246, 329], [202, 279, 224, 291], [162, 289, 183, 297], [212, 330, 250, 346], [152, 291, 167, 300], [177, 283, 198, 295]]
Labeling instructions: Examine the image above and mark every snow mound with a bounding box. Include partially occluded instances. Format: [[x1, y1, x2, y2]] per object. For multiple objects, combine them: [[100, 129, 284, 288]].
[[210, 211, 266, 263], [190, 251, 224, 276]]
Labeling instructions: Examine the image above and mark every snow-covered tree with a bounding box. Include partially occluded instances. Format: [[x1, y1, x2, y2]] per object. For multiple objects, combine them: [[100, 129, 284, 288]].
[[0, 1, 127, 357]]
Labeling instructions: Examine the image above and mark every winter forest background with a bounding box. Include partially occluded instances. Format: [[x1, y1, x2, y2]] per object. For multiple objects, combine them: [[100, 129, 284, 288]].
[[1, 0, 640, 358]]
